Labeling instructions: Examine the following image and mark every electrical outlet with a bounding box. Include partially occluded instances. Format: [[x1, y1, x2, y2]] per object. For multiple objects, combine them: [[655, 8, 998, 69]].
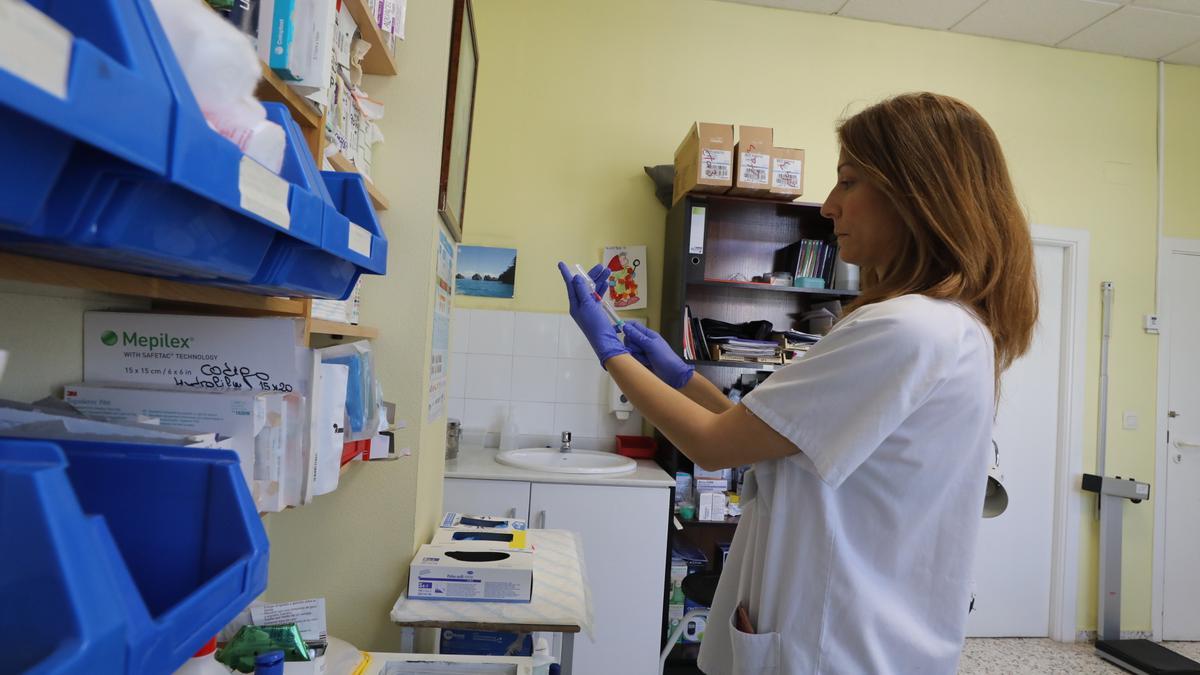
[[1123, 411, 1139, 430], [1144, 314, 1160, 334]]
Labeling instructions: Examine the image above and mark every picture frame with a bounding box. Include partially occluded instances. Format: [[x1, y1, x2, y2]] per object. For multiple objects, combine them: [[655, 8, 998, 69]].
[[437, 0, 479, 242]]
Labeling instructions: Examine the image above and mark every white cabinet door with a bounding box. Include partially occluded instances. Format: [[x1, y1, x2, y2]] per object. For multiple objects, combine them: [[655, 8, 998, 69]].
[[443, 478, 530, 521], [529, 482, 670, 675]]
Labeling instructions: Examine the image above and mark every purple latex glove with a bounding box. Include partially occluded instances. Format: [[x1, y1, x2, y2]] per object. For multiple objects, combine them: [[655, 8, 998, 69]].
[[622, 321, 695, 389], [558, 262, 629, 367]]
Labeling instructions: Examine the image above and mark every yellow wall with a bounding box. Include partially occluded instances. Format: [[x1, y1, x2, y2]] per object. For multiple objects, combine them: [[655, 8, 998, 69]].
[[1166, 64, 1200, 239], [461, 0, 1200, 633], [263, 0, 450, 650]]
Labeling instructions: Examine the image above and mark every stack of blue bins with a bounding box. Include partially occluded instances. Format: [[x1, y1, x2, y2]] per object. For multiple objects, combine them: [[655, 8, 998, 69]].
[[0, 438, 269, 674], [0, 0, 387, 300]]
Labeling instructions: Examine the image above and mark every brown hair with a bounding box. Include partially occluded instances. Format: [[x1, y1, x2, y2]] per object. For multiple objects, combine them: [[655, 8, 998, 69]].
[[836, 92, 1038, 385]]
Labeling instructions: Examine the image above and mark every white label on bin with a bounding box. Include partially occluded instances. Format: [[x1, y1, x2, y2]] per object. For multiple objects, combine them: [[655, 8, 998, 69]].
[[739, 153, 770, 185], [348, 221, 372, 258], [239, 156, 291, 230], [0, 2, 72, 99], [772, 157, 803, 190], [700, 149, 731, 181], [689, 206, 706, 254]]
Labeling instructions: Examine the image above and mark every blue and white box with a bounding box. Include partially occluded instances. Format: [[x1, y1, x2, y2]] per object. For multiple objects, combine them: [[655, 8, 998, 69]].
[[408, 544, 533, 603]]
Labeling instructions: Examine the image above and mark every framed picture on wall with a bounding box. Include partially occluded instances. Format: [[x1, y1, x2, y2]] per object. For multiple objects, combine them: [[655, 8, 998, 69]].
[[438, 0, 479, 242]]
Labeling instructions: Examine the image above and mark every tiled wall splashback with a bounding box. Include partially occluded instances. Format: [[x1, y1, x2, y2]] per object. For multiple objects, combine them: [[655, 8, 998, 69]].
[[449, 309, 643, 452]]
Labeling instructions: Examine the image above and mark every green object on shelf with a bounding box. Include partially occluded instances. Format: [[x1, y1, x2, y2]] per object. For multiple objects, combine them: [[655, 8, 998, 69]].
[[794, 276, 826, 289], [679, 504, 696, 520], [205, 0, 234, 9]]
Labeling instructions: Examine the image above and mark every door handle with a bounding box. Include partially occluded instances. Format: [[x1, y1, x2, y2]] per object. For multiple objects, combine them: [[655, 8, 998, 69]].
[[537, 509, 547, 529], [1174, 440, 1200, 449], [507, 507, 517, 519]]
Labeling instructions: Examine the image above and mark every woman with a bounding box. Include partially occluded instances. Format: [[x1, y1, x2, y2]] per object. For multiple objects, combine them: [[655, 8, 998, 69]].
[[558, 92, 1037, 674]]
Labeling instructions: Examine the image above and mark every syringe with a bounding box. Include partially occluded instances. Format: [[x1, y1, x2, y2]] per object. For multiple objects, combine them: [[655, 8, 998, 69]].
[[575, 263, 625, 331]]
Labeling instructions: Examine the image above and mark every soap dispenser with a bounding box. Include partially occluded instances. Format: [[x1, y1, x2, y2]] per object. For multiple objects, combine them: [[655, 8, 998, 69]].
[[608, 374, 633, 420]]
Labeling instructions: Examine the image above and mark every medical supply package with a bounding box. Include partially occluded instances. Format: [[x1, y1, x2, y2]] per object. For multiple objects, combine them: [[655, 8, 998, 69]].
[[672, 122, 734, 204], [83, 312, 312, 396], [436, 512, 529, 550], [62, 383, 307, 512], [730, 126, 773, 197], [408, 543, 534, 603], [0, 399, 232, 449], [769, 147, 805, 199]]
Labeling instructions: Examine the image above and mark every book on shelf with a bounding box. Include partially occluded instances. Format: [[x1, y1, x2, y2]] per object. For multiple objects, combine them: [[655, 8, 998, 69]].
[[774, 238, 839, 286]]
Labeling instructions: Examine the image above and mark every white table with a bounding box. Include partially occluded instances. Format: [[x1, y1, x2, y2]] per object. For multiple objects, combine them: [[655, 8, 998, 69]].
[[390, 530, 592, 675]]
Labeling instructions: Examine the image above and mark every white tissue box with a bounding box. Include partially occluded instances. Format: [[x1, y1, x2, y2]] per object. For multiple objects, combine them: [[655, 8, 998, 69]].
[[409, 544, 533, 602]]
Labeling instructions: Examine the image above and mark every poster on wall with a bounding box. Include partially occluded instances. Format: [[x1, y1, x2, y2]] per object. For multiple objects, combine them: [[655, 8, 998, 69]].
[[427, 228, 456, 422], [455, 245, 516, 298], [601, 245, 647, 311]]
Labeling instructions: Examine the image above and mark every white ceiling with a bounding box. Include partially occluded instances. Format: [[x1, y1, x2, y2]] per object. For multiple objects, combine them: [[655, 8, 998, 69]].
[[720, 0, 1200, 65]]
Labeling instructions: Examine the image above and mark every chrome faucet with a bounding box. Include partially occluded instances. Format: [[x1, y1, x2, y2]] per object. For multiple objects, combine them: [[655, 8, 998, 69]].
[[559, 431, 572, 453]]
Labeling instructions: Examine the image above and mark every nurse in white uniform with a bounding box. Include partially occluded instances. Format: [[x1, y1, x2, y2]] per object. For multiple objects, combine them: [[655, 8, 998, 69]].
[[558, 92, 1038, 674]]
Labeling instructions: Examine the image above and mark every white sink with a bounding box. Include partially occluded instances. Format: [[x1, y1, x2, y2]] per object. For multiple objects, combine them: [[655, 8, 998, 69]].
[[495, 448, 637, 475]]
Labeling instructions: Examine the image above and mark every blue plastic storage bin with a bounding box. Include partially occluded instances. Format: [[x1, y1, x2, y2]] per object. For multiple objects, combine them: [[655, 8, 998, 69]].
[[0, 0, 172, 232], [202, 107, 389, 299], [0, 437, 269, 675]]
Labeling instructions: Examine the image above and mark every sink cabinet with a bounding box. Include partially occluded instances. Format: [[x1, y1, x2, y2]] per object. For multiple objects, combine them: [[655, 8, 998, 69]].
[[443, 476, 671, 675]]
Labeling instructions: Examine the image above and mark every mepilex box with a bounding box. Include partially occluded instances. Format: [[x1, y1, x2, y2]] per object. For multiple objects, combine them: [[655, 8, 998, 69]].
[[408, 544, 534, 602]]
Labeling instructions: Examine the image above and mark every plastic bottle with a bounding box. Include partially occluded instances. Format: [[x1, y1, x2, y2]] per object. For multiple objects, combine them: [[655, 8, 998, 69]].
[[254, 650, 285, 675], [532, 638, 556, 675], [173, 637, 228, 674], [498, 411, 519, 452]]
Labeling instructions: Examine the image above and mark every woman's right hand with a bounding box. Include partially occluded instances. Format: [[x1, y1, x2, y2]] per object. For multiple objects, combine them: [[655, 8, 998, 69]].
[[622, 322, 695, 389]]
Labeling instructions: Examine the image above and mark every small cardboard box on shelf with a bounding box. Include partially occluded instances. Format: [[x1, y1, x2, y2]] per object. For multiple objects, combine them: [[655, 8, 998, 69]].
[[673, 122, 734, 204], [730, 126, 773, 197]]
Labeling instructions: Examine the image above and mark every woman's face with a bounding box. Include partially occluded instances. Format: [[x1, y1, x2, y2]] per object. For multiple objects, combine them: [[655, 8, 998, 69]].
[[820, 150, 905, 271]]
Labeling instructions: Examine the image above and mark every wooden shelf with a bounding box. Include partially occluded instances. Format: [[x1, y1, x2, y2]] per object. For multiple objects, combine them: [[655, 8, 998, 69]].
[[256, 61, 322, 130], [343, 0, 399, 76], [686, 359, 784, 371], [328, 152, 390, 211], [309, 319, 379, 339], [689, 279, 859, 298], [0, 252, 307, 316]]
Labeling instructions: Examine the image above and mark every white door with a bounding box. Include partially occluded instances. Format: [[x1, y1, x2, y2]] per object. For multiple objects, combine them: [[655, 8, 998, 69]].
[[529, 482, 670, 675], [1162, 249, 1200, 640], [443, 477, 531, 521], [966, 243, 1066, 637]]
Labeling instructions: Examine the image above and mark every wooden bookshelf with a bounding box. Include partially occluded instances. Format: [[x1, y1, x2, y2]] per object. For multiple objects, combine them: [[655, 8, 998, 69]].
[[0, 252, 307, 316], [328, 152, 390, 211], [256, 62, 323, 129], [343, 0, 400, 76]]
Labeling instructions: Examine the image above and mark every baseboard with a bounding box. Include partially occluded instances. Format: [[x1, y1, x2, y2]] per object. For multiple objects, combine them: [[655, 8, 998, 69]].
[[1076, 630, 1154, 642]]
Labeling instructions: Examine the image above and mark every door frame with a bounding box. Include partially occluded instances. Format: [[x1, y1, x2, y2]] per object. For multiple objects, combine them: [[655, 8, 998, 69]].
[[1151, 237, 1200, 641], [1028, 225, 1090, 642]]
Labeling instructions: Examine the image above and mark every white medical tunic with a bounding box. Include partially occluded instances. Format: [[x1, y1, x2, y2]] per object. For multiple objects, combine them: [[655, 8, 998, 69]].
[[697, 294, 995, 675]]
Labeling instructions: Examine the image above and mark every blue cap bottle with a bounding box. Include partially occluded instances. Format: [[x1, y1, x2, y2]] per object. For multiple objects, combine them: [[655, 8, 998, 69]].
[[254, 650, 285, 675]]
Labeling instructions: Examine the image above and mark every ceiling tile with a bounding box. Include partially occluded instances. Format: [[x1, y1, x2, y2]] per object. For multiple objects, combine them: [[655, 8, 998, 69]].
[[1164, 37, 1200, 62], [718, 0, 848, 12], [838, 0, 987, 29], [953, 0, 1120, 46], [1132, 0, 1200, 15], [1058, 5, 1200, 58]]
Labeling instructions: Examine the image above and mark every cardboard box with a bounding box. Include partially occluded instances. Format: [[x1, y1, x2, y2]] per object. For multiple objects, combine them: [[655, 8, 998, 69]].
[[672, 122, 734, 204], [436, 512, 529, 550], [694, 477, 728, 495], [409, 544, 534, 602], [769, 147, 805, 200], [730, 126, 774, 196], [698, 491, 727, 521], [83, 312, 312, 396], [63, 383, 280, 481]]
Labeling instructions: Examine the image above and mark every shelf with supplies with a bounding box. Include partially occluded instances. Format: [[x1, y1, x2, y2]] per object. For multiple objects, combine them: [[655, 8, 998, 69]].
[[328, 152, 390, 211], [308, 319, 379, 340], [342, 0, 401, 76], [688, 278, 858, 298], [685, 359, 784, 371]]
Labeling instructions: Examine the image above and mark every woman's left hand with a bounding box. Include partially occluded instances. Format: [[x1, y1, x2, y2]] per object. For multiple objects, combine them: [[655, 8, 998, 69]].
[[557, 261, 629, 368]]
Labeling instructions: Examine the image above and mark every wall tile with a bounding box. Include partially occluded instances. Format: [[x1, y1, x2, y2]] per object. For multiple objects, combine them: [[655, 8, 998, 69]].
[[510, 401, 555, 436], [513, 312, 560, 357], [450, 308, 471, 354], [464, 354, 512, 400], [557, 314, 593, 359], [447, 397, 465, 422], [464, 399, 510, 433], [448, 354, 467, 399], [510, 356, 558, 402], [555, 358, 606, 404], [467, 310, 515, 355], [553, 403, 602, 437]]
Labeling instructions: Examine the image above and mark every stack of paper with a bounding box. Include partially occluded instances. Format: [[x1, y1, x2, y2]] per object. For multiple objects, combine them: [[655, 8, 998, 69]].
[[710, 337, 782, 364]]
